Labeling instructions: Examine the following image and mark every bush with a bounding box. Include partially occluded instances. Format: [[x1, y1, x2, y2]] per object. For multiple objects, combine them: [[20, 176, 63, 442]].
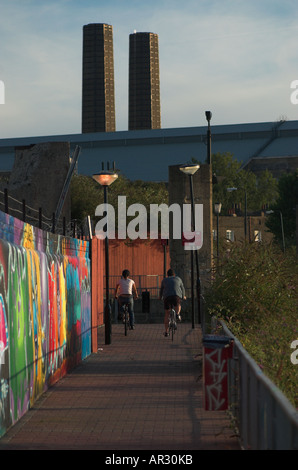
[[205, 242, 298, 408]]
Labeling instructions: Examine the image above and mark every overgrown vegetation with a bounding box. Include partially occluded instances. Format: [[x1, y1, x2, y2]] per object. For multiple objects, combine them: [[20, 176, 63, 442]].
[[266, 171, 298, 249], [205, 242, 298, 408]]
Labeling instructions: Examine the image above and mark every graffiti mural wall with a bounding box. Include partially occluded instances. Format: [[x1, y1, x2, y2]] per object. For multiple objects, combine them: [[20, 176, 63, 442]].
[[0, 211, 91, 437]]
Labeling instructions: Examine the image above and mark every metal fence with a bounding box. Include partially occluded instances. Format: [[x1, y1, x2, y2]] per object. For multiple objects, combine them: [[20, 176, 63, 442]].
[[106, 274, 193, 300], [220, 321, 298, 450], [107, 274, 163, 298]]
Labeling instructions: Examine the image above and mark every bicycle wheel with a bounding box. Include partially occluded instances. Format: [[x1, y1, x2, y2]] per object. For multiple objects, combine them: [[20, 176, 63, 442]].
[[124, 306, 128, 336], [170, 308, 176, 341]]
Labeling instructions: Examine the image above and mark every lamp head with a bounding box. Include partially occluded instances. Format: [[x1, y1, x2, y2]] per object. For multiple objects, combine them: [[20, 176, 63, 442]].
[[179, 163, 200, 176], [214, 203, 222, 214], [205, 111, 212, 122], [92, 171, 118, 186]]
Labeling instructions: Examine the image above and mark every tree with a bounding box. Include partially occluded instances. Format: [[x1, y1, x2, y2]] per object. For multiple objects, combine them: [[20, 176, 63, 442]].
[[193, 152, 278, 215], [71, 153, 279, 234], [255, 170, 279, 210], [70, 173, 168, 230], [265, 171, 298, 248], [71, 174, 102, 222]]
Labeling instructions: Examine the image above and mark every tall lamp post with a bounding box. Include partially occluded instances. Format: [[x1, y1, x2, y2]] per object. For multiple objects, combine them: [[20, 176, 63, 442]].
[[179, 163, 201, 326], [205, 111, 212, 165], [278, 211, 285, 254], [214, 202, 222, 260], [93, 164, 118, 345]]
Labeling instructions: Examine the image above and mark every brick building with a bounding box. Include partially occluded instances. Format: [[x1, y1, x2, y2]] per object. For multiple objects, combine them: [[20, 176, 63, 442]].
[[213, 213, 274, 245]]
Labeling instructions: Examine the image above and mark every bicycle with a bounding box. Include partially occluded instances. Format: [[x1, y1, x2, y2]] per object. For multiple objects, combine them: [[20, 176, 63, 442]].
[[168, 305, 177, 341], [122, 302, 130, 336]]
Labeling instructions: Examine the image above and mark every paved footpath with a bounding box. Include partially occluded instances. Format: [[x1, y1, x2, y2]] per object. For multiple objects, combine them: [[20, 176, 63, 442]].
[[0, 323, 240, 452]]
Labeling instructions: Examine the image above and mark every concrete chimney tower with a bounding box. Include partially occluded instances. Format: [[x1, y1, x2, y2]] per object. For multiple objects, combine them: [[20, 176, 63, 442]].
[[129, 32, 161, 131], [82, 23, 116, 133]]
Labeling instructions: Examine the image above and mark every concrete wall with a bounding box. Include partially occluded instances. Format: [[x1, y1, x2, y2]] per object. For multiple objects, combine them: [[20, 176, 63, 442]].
[[1, 141, 71, 224], [168, 164, 213, 293], [0, 210, 91, 438]]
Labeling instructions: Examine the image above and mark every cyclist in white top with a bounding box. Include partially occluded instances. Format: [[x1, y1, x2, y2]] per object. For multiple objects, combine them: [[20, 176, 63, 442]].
[[115, 270, 138, 329]]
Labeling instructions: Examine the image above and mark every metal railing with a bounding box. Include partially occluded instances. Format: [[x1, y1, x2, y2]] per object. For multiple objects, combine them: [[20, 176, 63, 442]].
[[220, 321, 298, 450], [105, 274, 193, 301], [106, 274, 163, 298]]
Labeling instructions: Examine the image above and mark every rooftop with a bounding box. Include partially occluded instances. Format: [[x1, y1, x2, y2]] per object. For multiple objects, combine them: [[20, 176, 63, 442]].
[[0, 120, 297, 181]]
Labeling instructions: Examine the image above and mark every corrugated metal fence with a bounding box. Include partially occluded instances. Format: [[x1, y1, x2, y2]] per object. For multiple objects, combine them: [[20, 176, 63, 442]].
[[90, 237, 171, 345], [108, 238, 170, 278], [93, 237, 170, 296]]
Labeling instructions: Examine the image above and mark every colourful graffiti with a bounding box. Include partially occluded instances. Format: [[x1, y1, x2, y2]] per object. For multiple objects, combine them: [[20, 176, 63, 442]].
[[0, 211, 91, 437]]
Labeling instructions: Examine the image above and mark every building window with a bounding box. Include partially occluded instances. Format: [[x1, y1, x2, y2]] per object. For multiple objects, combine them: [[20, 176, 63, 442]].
[[226, 230, 234, 242]]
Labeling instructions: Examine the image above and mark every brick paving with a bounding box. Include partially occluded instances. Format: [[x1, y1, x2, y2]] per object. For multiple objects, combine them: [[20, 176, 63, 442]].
[[0, 323, 240, 451]]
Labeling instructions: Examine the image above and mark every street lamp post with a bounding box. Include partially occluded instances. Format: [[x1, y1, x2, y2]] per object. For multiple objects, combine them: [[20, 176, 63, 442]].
[[244, 191, 247, 239], [179, 163, 201, 326], [214, 203, 222, 260], [279, 210, 285, 253], [205, 111, 212, 165], [93, 163, 118, 345]]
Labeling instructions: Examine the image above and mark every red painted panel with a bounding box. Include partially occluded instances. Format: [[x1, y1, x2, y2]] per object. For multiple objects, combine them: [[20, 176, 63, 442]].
[[203, 338, 233, 411]]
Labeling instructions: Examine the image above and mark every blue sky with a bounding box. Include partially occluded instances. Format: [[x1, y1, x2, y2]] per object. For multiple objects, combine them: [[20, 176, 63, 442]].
[[0, 0, 298, 138]]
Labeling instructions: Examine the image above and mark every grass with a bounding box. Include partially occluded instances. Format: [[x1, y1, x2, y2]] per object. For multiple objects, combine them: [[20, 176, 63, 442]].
[[205, 242, 298, 408]]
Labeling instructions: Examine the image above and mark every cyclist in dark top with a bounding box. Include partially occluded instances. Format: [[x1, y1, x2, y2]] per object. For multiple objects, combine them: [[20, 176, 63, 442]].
[[159, 269, 186, 337]]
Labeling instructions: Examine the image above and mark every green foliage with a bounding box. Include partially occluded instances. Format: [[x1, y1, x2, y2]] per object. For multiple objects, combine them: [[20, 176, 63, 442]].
[[70, 173, 168, 226], [71, 153, 279, 227], [192, 152, 279, 214], [266, 171, 298, 248], [70, 174, 101, 221], [213, 152, 279, 213], [205, 243, 298, 408]]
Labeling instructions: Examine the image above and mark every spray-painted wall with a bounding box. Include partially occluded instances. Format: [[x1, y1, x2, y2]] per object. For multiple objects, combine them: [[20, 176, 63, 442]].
[[0, 211, 91, 438]]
